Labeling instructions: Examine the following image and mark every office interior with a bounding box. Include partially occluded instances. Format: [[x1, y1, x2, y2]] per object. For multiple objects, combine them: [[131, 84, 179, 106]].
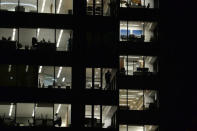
[[120, 0, 158, 8], [0, 28, 73, 51], [85, 105, 117, 128], [119, 55, 158, 76], [0, 0, 73, 14], [120, 21, 158, 42], [86, 68, 117, 90], [0, 103, 71, 127], [119, 89, 159, 110], [0, 65, 72, 89], [86, 0, 111, 16], [119, 124, 159, 131]]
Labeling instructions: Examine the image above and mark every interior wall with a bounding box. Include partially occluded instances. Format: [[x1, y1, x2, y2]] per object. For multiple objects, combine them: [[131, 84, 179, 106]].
[[145, 0, 154, 8]]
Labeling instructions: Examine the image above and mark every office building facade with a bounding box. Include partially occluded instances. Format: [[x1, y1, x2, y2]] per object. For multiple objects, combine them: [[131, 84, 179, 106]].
[[0, 0, 159, 131]]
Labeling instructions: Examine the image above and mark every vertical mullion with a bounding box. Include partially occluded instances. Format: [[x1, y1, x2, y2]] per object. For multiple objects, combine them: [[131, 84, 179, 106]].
[[55, 29, 57, 51], [127, 89, 128, 110], [37, 0, 38, 13], [15, 103, 17, 124], [126, 55, 128, 75], [126, 21, 128, 41], [143, 90, 145, 110], [101, 0, 104, 16], [55, 0, 57, 14], [54, 66, 55, 88], [93, 0, 95, 15], [92, 105, 94, 127], [33, 103, 36, 125], [53, 103, 55, 125]]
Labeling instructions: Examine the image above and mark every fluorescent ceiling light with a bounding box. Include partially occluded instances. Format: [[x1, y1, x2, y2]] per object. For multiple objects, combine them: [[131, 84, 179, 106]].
[[57, 0, 62, 14], [57, 30, 63, 47], [8, 65, 12, 72], [39, 66, 42, 73], [41, 0, 46, 13], [26, 65, 29, 72], [9, 103, 14, 117], [62, 77, 65, 82], [56, 104, 61, 113], [0, 2, 37, 9], [128, 56, 140, 59], [37, 28, 40, 38], [57, 67, 62, 78], [12, 28, 16, 41]]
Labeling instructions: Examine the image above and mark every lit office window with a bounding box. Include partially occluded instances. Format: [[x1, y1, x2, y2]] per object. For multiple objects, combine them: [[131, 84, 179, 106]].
[[94, 68, 101, 90], [0, 0, 19, 11], [128, 125, 144, 131], [144, 90, 159, 110], [86, 0, 111, 16], [19, 28, 37, 50], [119, 55, 158, 76], [120, 21, 158, 42], [85, 105, 92, 127], [0, 64, 17, 87], [119, 125, 127, 131], [55, 66, 72, 89], [16, 103, 34, 126], [120, 125, 159, 131], [19, 0, 37, 12], [38, 66, 55, 88], [56, 29, 73, 52], [0, 28, 18, 50], [128, 90, 143, 110], [38, 0, 55, 14], [102, 106, 117, 128], [120, 0, 158, 8], [0, 103, 16, 126], [94, 105, 101, 127], [54, 104, 71, 127], [119, 89, 128, 109], [102, 68, 113, 90], [119, 56, 127, 75], [86, 68, 92, 89], [56, 0, 73, 14], [34, 103, 53, 126]]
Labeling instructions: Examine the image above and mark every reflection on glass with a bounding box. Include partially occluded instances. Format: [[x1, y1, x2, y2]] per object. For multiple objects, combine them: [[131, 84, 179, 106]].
[[56, 29, 73, 51], [38, 66, 54, 88], [16, 103, 34, 126], [38, 0, 55, 14], [34, 103, 53, 126], [94, 105, 100, 127], [54, 104, 71, 127], [0, 0, 19, 11], [19, 0, 37, 12], [0, 103, 16, 126], [55, 67, 72, 89], [144, 90, 158, 110], [120, 0, 157, 8], [102, 106, 117, 128], [56, 0, 73, 14]]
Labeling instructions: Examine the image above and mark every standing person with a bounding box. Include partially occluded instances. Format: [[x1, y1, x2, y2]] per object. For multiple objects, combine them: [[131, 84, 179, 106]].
[[105, 70, 111, 89], [54, 113, 61, 127]]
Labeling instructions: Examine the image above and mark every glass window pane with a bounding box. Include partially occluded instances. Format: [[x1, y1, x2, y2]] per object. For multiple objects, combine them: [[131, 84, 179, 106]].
[[19, 28, 37, 50], [128, 125, 144, 131], [87, 0, 93, 15], [85, 105, 92, 127], [19, 0, 37, 12], [144, 125, 159, 131], [0, 103, 16, 126], [120, 125, 127, 131], [120, 56, 127, 75], [103, 0, 110, 16], [16, 103, 34, 126], [56, 29, 73, 51], [56, 0, 73, 14], [128, 21, 144, 42], [95, 0, 102, 15], [86, 68, 92, 89], [38, 66, 54, 88], [128, 90, 143, 110], [102, 106, 117, 128], [38, 0, 55, 14], [144, 90, 158, 110], [94, 68, 101, 89], [1, 0, 18, 11], [94, 105, 100, 127], [34, 103, 53, 126], [55, 66, 72, 89], [119, 89, 127, 109], [54, 104, 71, 127], [120, 21, 128, 41]]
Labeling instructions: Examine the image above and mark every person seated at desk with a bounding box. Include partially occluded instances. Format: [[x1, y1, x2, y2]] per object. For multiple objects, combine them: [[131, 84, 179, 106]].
[[54, 113, 62, 127]]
